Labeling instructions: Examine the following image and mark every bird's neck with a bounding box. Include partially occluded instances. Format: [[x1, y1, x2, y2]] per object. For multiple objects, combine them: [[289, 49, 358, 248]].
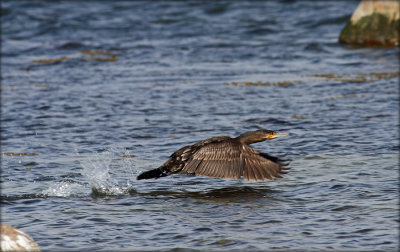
[[236, 134, 265, 145]]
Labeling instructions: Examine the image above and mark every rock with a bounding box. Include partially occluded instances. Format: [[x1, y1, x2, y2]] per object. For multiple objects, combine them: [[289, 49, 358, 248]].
[[0, 224, 41, 252], [339, 0, 399, 46]]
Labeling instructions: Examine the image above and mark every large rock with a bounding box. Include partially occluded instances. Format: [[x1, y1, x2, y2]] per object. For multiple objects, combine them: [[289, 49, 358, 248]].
[[339, 0, 399, 46], [0, 224, 41, 252]]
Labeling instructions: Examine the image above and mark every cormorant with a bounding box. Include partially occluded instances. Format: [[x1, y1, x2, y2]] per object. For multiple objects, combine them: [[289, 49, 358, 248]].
[[137, 129, 289, 181]]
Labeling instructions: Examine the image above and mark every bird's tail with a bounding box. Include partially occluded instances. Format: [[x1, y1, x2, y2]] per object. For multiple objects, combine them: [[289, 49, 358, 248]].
[[137, 165, 170, 180]]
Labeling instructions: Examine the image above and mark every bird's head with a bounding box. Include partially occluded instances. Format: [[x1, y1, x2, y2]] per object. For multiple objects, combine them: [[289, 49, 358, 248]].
[[238, 129, 288, 145]]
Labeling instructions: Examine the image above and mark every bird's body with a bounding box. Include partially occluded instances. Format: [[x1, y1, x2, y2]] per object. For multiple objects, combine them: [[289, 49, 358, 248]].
[[137, 129, 289, 181]]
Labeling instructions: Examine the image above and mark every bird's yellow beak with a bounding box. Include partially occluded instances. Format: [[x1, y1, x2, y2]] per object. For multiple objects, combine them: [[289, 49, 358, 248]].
[[268, 132, 289, 139]]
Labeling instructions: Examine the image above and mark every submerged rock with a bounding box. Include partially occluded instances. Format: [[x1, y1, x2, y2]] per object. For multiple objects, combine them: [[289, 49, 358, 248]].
[[339, 0, 399, 46]]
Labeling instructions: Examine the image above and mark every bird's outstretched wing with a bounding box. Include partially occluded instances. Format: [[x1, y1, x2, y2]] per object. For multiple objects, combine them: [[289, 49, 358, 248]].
[[180, 139, 288, 181], [242, 145, 289, 181]]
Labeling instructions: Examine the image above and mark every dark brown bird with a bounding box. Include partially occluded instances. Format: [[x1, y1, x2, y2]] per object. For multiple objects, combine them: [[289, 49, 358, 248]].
[[137, 129, 289, 181]]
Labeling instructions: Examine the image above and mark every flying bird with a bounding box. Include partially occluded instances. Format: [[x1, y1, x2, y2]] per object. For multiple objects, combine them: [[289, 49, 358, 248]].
[[137, 129, 289, 181]]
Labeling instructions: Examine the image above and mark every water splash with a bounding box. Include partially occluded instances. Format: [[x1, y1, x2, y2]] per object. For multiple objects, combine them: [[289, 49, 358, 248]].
[[42, 181, 87, 197], [79, 147, 137, 197], [41, 147, 138, 197]]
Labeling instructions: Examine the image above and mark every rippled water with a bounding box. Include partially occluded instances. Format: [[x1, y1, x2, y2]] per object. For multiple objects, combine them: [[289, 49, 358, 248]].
[[1, 1, 399, 251]]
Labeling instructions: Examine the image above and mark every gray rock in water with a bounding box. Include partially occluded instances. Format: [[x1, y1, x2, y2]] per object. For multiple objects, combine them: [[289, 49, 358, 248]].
[[1, 224, 41, 252], [339, 0, 399, 46]]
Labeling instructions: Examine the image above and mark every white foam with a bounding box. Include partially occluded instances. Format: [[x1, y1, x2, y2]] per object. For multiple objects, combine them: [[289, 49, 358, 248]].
[[42, 181, 87, 197]]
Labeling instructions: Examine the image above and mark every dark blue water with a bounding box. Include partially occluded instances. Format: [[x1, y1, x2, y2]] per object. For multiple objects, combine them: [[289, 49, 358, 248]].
[[1, 1, 399, 251]]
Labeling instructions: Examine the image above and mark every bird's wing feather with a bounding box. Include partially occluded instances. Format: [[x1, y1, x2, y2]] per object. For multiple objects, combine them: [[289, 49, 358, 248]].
[[180, 137, 288, 181], [243, 145, 288, 181], [181, 139, 244, 179]]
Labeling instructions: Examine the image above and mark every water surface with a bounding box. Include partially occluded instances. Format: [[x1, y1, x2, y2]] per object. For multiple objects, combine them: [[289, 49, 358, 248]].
[[1, 1, 399, 251]]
